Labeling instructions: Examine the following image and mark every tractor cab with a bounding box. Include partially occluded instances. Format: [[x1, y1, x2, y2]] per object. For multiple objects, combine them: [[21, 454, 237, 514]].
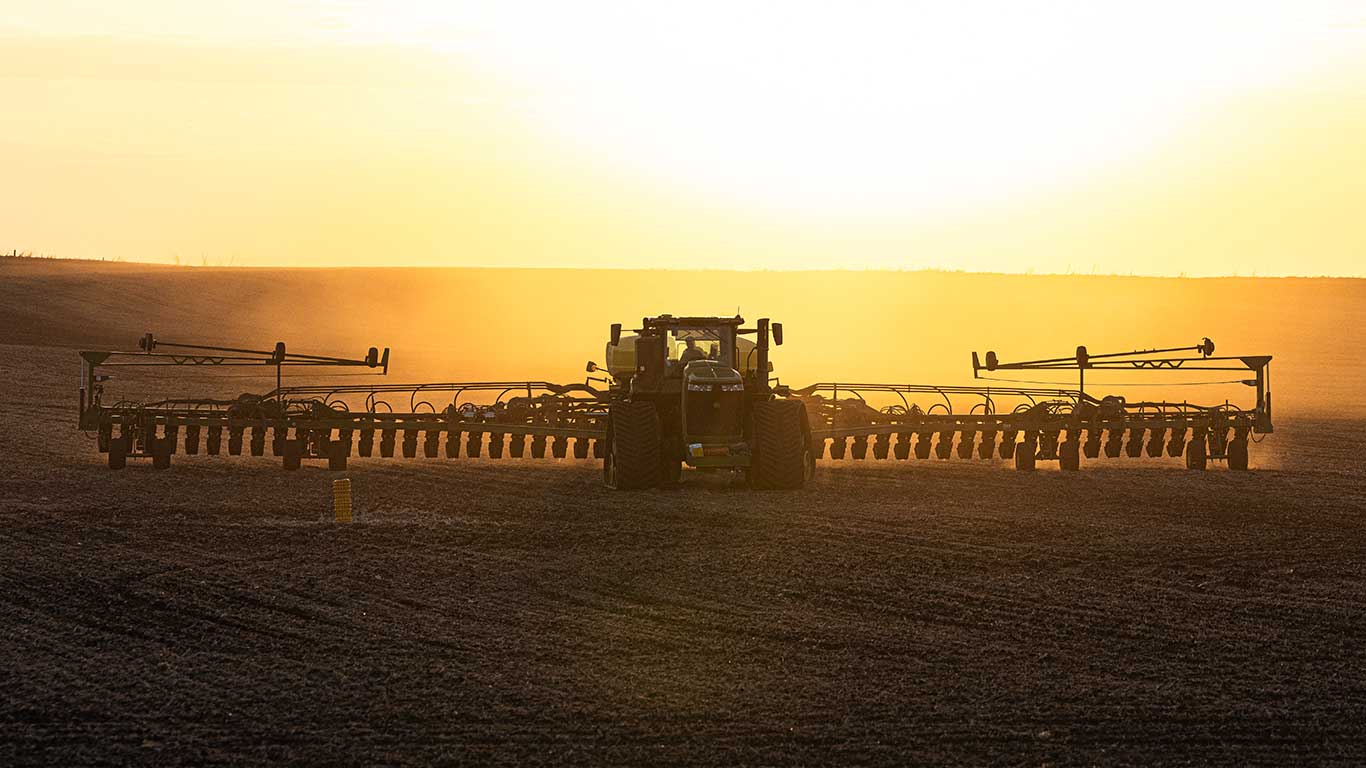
[[601, 315, 775, 386]]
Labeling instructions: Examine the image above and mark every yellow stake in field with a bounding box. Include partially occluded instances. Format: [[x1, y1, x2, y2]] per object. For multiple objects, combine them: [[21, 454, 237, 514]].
[[333, 478, 352, 523]]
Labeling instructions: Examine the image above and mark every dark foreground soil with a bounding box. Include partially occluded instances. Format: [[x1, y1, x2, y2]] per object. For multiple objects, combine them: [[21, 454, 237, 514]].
[[3, 343, 1366, 765]]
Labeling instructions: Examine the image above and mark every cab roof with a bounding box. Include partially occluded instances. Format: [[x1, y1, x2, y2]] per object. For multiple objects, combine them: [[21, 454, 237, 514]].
[[641, 314, 744, 329]]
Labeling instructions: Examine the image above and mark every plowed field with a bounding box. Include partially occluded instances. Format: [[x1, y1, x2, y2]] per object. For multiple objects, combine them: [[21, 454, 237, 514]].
[[4, 339, 1366, 765]]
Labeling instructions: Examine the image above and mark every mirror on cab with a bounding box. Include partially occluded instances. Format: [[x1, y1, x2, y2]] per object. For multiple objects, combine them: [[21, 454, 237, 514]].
[[586, 361, 599, 373], [772, 322, 784, 346], [610, 323, 622, 347]]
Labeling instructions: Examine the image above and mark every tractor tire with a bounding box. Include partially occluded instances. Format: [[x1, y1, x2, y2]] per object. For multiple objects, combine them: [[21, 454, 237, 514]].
[[1059, 439, 1081, 471], [1227, 438, 1249, 471], [1014, 439, 1037, 471], [604, 401, 661, 490], [108, 436, 129, 470], [1186, 436, 1208, 471], [751, 399, 812, 490]]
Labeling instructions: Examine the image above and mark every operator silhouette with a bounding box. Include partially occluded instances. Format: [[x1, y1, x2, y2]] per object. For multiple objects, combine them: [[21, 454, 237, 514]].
[[679, 338, 706, 365]]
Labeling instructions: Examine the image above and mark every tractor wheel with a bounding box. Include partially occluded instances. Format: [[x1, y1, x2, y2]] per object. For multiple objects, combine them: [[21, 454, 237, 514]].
[[604, 401, 661, 490], [1186, 436, 1208, 471], [1227, 438, 1249, 471], [1014, 439, 1037, 471], [1059, 439, 1081, 471], [108, 436, 129, 470], [751, 399, 812, 490]]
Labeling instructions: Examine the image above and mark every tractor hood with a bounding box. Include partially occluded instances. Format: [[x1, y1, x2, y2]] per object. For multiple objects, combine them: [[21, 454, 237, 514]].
[[684, 361, 744, 389]]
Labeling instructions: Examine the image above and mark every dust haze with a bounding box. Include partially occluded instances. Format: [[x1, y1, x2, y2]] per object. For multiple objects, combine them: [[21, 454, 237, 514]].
[[3, 258, 1361, 418]]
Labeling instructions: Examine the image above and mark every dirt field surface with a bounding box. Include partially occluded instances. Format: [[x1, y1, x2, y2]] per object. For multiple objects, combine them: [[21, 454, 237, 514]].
[[3, 341, 1366, 765]]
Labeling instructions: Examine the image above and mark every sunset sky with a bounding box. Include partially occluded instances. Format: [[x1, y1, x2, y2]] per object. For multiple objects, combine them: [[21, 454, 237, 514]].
[[4, 1, 1366, 275]]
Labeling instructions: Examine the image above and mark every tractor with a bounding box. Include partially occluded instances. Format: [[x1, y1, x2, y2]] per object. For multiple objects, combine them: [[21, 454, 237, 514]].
[[588, 315, 815, 489]]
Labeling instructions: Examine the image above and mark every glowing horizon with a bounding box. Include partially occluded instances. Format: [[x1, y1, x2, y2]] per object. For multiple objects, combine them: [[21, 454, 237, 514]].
[[3, 2, 1366, 275]]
